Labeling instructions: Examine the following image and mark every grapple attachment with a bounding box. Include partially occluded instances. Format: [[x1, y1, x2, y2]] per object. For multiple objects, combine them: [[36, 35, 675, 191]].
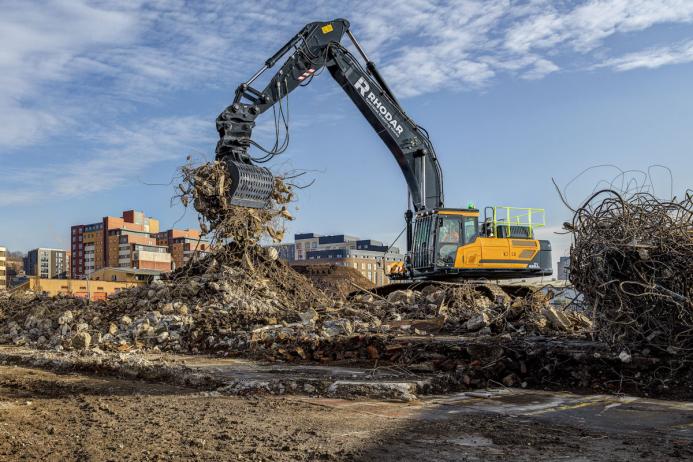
[[225, 160, 275, 209]]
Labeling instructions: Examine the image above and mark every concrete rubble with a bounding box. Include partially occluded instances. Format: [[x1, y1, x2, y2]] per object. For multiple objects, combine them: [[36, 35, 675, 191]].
[[0, 164, 690, 402], [0, 254, 588, 359], [2, 245, 689, 399]]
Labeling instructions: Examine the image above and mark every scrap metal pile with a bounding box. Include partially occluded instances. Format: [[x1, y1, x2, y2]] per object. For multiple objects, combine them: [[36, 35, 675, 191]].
[[569, 190, 693, 357]]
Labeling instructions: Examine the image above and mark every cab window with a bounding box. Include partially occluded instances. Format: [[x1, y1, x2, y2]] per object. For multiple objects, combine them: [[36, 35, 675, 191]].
[[436, 215, 462, 266], [463, 216, 479, 243]]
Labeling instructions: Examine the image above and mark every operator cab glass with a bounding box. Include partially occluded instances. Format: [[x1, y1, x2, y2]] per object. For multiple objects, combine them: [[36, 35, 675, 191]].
[[435, 214, 479, 267], [412, 210, 479, 270]]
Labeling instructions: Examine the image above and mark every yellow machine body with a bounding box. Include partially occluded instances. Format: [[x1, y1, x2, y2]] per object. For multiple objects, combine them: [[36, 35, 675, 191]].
[[441, 209, 540, 271], [454, 236, 540, 269], [393, 206, 552, 280]]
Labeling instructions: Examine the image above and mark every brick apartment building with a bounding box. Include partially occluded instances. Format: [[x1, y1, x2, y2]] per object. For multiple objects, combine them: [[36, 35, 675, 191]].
[[0, 246, 6, 289], [155, 228, 210, 270], [292, 233, 404, 285], [71, 210, 208, 278], [24, 248, 71, 279]]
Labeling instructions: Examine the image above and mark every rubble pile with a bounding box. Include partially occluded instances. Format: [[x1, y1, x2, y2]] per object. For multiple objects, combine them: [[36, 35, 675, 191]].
[[9, 160, 681, 397], [247, 284, 591, 362], [0, 277, 590, 359], [569, 189, 693, 356], [0, 243, 331, 353]]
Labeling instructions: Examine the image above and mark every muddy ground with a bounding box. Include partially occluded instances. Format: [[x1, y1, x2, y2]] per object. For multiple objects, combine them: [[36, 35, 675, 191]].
[[1, 365, 691, 461]]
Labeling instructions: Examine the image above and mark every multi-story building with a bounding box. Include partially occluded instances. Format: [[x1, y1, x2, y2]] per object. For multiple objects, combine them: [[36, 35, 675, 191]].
[[24, 248, 70, 279], [71, 210, 206, 278], [557, 256, 570, 281], [72, 210, 163, 278], [155, 229, 210, 270], [266, 243, 296, 262], [0, 246, 6, 289], [292, 233, 404, 285], [294, 233, 322, 260]]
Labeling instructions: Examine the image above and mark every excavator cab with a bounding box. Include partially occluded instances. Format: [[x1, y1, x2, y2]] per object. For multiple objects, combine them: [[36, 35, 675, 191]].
[[403, 206, 552, 280], [410, 208, 479, 271]]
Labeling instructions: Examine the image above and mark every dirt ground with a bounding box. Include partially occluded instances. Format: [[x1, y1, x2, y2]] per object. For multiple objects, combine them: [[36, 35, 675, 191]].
[[1, 365, 691, 461]]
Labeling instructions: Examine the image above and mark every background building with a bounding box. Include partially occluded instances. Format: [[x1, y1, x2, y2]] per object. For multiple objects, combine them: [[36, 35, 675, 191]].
[[156, 229, 210, 270], [292, 233, 404, 285], [19, 276, 145, 301], [0, 246, 6, 289], [557, 256, 571, 281], [4, 251, 24, 289], [71, 210, 207, 278], [24, 248, 70, 279], [266, 243, 296, 262], [71, 210, 162, 278], [90, 267, 163, 284]]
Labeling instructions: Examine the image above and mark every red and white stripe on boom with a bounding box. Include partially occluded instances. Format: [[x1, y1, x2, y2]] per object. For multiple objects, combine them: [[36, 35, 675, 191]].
[[297, 68, 315, 81]]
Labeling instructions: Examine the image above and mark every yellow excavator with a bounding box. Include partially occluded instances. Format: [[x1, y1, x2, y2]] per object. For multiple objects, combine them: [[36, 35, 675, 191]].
[[213, 19, 552, 281]]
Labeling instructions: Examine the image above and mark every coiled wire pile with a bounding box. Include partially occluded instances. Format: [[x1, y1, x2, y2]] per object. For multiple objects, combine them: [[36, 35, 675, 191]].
[[569, 189, 693, 355]]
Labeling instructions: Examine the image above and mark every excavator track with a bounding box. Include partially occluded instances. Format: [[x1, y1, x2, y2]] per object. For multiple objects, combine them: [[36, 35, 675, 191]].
[[357, 279, 554, 300]]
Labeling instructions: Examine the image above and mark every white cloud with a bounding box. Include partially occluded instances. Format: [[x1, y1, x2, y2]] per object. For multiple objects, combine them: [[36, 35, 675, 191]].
[[597, 39, 693, 71], [0, 0, 299, 149], [0, 0, 137, 147], [349, 0, 693, 96], [522, 57, 561, 79], [4, 0, 693, 140], [2, 0, 693, 204], [505, 0, 693, 53], [0, 116, 211, 206]]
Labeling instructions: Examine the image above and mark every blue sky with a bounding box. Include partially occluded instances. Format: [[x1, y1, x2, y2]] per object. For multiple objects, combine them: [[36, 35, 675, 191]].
[[1, 0, 692, 270]]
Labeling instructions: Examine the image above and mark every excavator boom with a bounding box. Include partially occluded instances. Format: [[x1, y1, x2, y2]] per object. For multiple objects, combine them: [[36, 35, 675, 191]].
[[215, 19, 443, 212]]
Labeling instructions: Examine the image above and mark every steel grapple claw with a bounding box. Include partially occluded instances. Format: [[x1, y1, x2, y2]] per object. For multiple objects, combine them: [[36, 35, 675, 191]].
[[224, 160, 275, 209]]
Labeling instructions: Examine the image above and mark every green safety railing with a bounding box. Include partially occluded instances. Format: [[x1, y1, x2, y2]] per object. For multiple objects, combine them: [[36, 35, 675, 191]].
[[489, 206, 546, 238]]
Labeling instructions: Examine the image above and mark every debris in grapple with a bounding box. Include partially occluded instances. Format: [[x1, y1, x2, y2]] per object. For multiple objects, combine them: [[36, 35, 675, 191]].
[[177, 160, 293, 245]]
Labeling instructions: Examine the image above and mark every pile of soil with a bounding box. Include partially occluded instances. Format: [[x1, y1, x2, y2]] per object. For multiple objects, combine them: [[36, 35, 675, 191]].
[[290, 264, 375, 298]]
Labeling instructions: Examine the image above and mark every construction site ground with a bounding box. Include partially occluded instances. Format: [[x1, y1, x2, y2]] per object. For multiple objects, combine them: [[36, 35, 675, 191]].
[[1, 347, 692, 461]]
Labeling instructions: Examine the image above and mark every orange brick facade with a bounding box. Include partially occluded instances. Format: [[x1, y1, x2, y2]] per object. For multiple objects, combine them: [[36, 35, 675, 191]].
[[71, 210, 202, 279], [155, 229, 209, 270]]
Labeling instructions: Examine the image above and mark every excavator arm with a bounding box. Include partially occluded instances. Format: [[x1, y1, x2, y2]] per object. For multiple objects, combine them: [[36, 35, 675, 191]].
[[215, 19, 444, 212]]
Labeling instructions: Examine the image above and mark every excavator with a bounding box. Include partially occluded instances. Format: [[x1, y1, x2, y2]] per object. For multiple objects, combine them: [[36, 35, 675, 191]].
[[214, 19, 552, 281]]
